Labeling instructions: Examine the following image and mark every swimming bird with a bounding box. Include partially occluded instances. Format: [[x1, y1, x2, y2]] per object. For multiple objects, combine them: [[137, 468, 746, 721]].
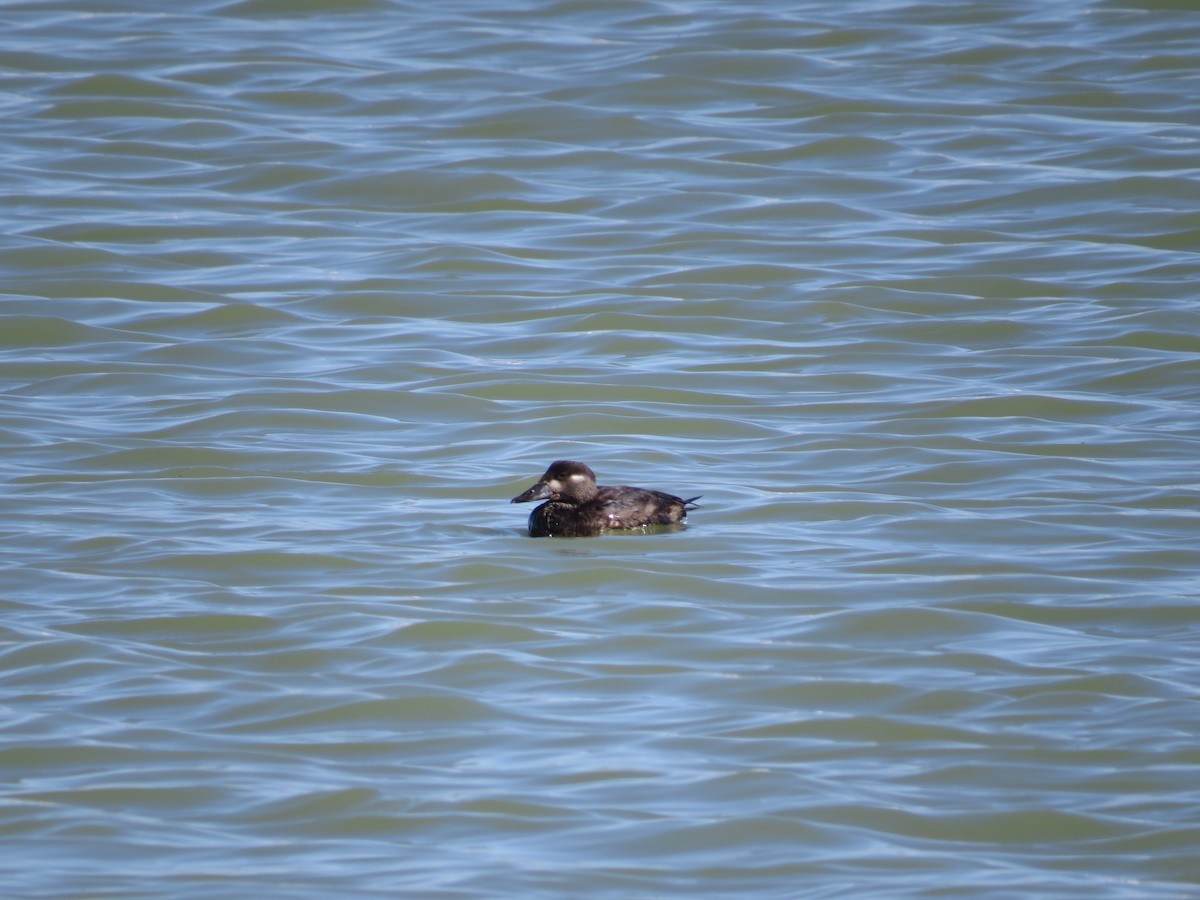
[[511, 460, 700, 537]]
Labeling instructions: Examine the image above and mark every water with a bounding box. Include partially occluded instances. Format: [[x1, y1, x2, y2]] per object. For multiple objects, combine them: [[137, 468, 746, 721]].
[[2, 0, 1198, 896]]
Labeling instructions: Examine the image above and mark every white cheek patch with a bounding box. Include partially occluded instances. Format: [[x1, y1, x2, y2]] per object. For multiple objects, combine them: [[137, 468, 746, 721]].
[[568, 473, 588, 483]]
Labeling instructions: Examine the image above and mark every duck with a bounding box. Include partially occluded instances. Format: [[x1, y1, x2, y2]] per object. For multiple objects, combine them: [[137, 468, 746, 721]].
[[511, 460, 700, 537]]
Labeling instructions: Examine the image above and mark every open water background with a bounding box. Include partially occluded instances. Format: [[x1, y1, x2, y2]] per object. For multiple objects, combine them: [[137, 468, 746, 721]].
[[2, 0, 1199, 896]]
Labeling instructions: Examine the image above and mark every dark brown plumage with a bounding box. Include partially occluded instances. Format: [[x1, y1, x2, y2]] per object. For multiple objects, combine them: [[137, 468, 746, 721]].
[[511, 460, 700, 537]]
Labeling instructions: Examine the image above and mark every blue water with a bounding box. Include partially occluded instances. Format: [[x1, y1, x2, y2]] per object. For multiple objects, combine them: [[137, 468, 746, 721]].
[[2, 1, 1199, 896]]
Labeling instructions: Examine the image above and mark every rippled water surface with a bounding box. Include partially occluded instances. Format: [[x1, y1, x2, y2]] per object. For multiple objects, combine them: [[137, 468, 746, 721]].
[[3, 0, 1199, 896]]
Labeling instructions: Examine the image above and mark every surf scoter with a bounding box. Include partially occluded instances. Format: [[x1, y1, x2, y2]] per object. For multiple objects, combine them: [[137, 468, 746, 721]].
[[510, 460, 700, 537]]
